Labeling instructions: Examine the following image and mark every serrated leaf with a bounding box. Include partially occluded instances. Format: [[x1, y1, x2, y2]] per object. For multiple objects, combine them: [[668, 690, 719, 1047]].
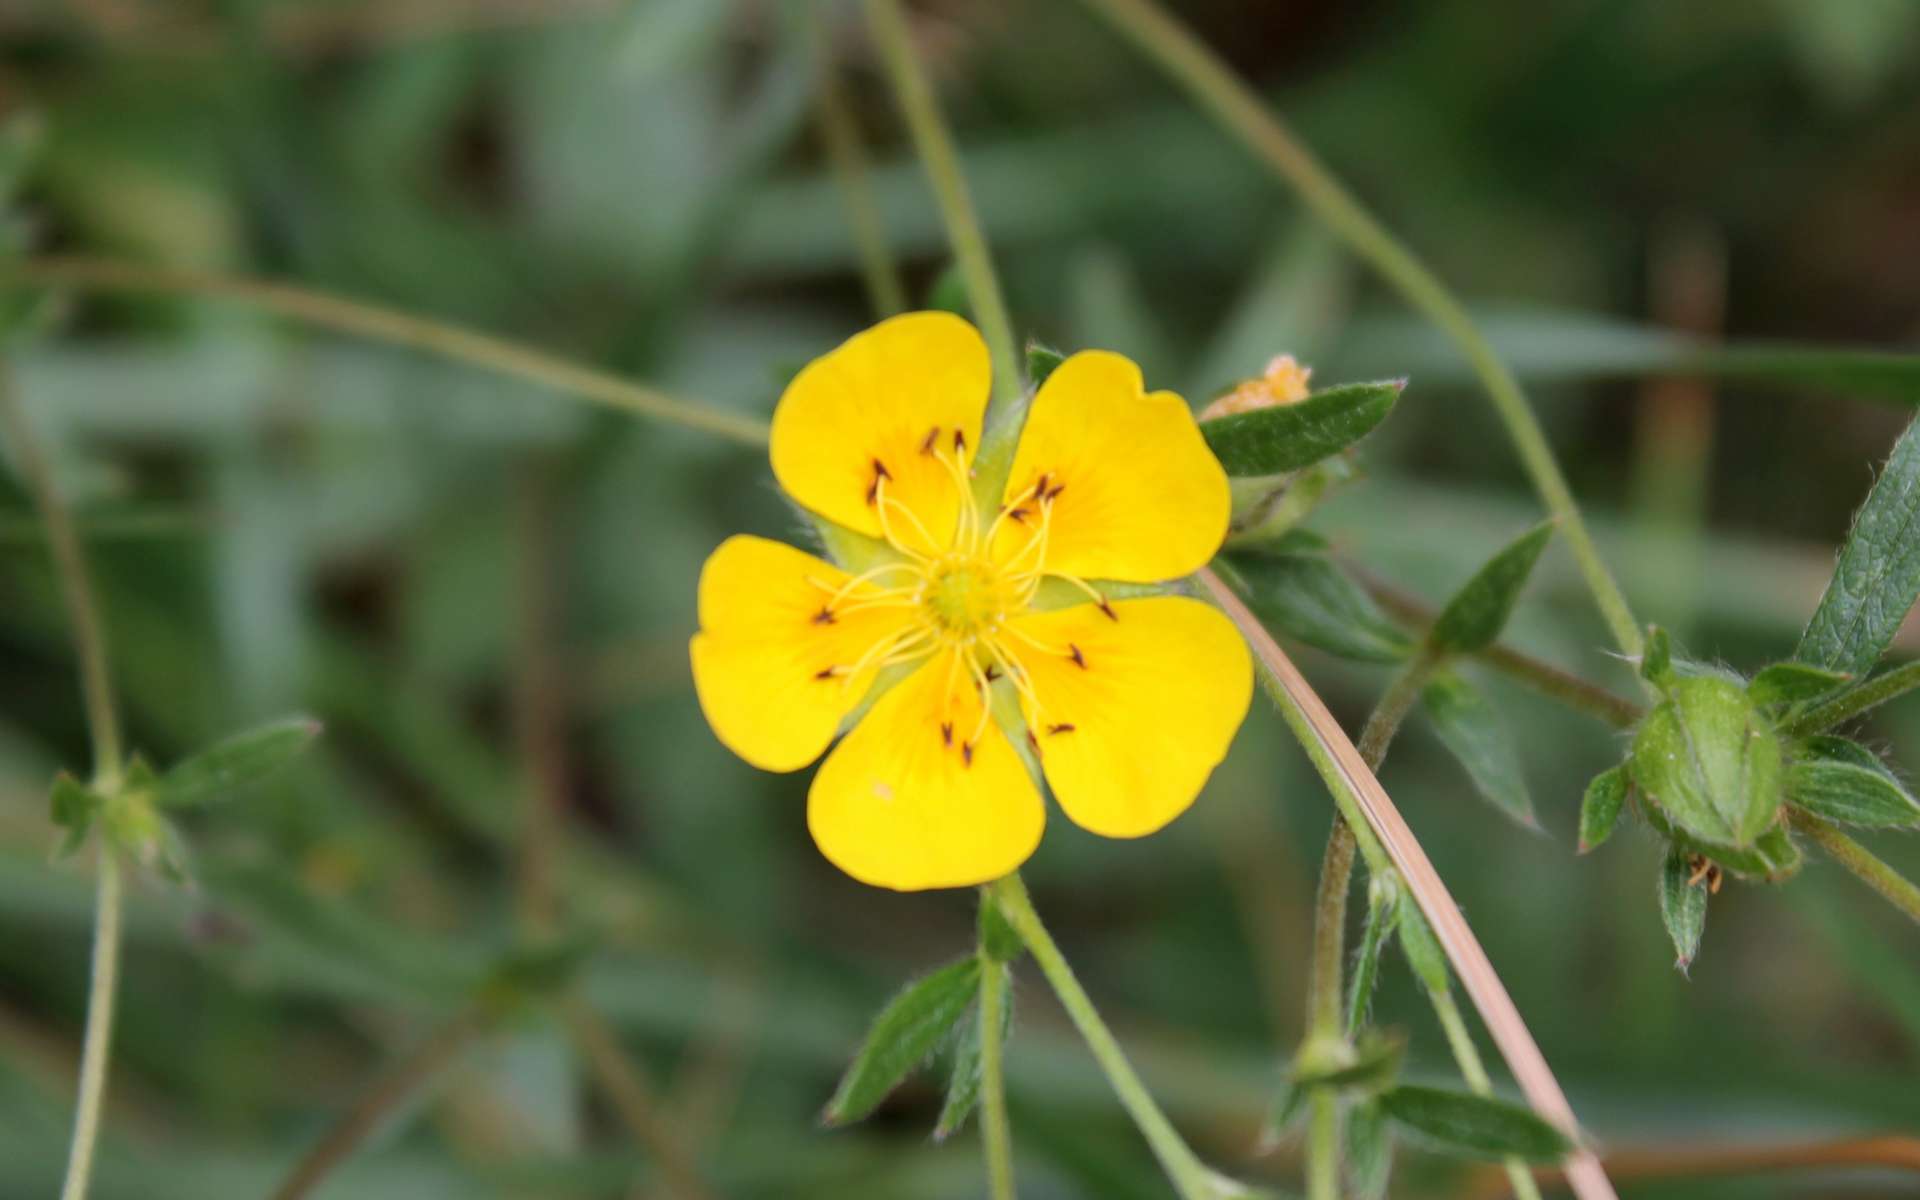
[[1659, 849, 1709, 974], [1797, 416, 1920, 675], [158, 715, 323, 809], [823, 957, 980, 1126], [1578, 765, 1628, 853], [934, 961, 1009, 1141], [1026, 341, 1065, 390], [1227, 552, 1414, 664], [1346, 1097, 1395, 1200], [1396, 901, 1449, 995], [1427, 523, 1554, 654], [49, 772, 104, 858], [1199, 379, 1402, 475], [1421, 670, 1536, 827], [1748, 662, 1851, 710], [1788, 744, 1920, 828], [1641, 625, 1673, 685], [1379, 1085, 1573, 1162], [1631, 677, 1784, 847]]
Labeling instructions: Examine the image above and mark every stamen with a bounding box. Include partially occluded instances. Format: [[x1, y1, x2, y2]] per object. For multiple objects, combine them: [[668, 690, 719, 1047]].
[[1068, 643, 1087, 669], [812, 607, 835, 625], [871, 476, 934, 563], [1047, 723, 1076, 735], [1044, 570, 1120, 620], [920, 426, 940, 455]]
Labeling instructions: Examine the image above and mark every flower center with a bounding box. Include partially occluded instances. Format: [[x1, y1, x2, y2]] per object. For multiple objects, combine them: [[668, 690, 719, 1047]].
[[924, 556, 1007, 636]]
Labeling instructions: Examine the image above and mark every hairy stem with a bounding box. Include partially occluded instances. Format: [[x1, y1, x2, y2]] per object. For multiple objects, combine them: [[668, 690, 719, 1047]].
[[561, 999, 718, 1200], [59, 854, 121, 1200], [814, 30, 908, 318], [1196, 567, 1617, 1200], [1429, 986, 1544, 1200], [862, 0, 1021, 406], [3, 365, 130, 1200], [12, 257, 771, 447], [990, 874, 1220, 1200], [977, 960, 1017, 1200], [1078, 0, 1642, 662], [1792, 812, 1920, 926], [268, 1010, 485, 1200], [1789, 659, 1920, 736]]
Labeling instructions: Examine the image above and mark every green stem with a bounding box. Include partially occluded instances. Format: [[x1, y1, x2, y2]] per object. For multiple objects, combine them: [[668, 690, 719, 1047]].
[[2, 364, 130, 1200], [12, 257, 772, 448], [977, 960, 1017, 1200], [59, 853, 121, 1200], [862, 0, 1022, 407], [1428, 986, 1543, 1200], [990, 874, 1219, 1200], [1792, 812, 1920, 926], [814, 35, 908, 318], [561, 999, 719, 1200], [1076, 0, 1642, 663], [1789, 659, 1920, 736]]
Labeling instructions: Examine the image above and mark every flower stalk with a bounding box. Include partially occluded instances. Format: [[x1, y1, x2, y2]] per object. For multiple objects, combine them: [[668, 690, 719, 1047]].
[[977, 957, 1017, 1200]]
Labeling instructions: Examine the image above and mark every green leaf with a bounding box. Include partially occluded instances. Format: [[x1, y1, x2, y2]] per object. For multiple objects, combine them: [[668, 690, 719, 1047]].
[[1396, 902, 1450, 995], [823, 957, 981, 1126], [1226, 552, 1414, 664], [1659, 849, 1709, 975], [934, 961, 1010, 1142], [1787, 740, 1920, 828], [158, 715, 324, 809], [1631, 677, 1784, 848], [1578, 765, 1628, 854], [1641, 625, 1673, 685], [49, 772, 104, 858], [1199, 379, 1403, 475], [1345, 877, 1400, 1037], [0, 110, 43, 205], [1346, 1097, 1395, 1200], [927, 263, 970, 319], [1378, 1085, 1574, 1162], [1420, 670, 1536, 828], [1427, 522, 1555, 654], [1748, 662, 1852, 711], [1025, 340, 1065, 390], [1796, 416, 1920, 675]]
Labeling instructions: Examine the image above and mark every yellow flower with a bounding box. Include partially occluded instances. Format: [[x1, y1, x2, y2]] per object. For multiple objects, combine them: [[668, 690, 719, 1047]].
[[690, 312, 1253, 891]]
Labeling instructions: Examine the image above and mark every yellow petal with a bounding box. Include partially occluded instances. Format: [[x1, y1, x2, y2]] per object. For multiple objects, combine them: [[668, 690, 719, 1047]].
[[1003, 596, 1251, 837], [995, 351, 1229, 582], [808, 649, 1044, 891], [691, 535, 925, 772], [771, 312, 989, 554]]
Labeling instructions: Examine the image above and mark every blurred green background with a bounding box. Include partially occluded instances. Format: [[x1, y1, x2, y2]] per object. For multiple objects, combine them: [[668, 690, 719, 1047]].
[[2, 0, 1918, 1197]]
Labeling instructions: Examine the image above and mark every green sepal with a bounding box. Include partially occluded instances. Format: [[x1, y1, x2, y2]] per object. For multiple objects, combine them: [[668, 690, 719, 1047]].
[[822, 957, 981, 1126], [1577, 765, 1628, 854], [49, 772, 105, 858], [1396, 901, 1450, 995], [158, 716, 323, 809], [1199, 379, 1403, 476], [1427, 522, 1555, 655], [1747, 662, 1851, 711], [1420, 669, 1536, 828], [933, 960, 1010, 1142], [1640, 801, 1801, 882], [1630, 676, 1784, 848], [1025, 340, 1065, 390], [1641, 625, 1673, 686], [977, 891, 1026, 964], [1658, 849, 1709, 975], [1787, 736, 1920, 827], [1224, 551, 1414, 664], [1378, 1085, 1574, 1162]]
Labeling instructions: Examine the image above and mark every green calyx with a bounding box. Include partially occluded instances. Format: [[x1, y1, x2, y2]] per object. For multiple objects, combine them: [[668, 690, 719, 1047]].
[[1630, 676, 1786, 856]]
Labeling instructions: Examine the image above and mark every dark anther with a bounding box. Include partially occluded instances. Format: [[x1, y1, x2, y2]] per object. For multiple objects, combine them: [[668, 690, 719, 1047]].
[[961, 742, 974, 768], [1068, 643, 1087, 669], [1025, 729, 1040, 751], [983, 664, 1002, 682], [1047, 723, 1076, 735], [865, 478, 880, 505], [872, 457, 892, 480], [953, 429, 967, 454], [1007, 507, 1030, 524], [812, 607, 837, 625], [920, 427, 940, 454], [1044, 484, 1065, 502], [1031, 472, 1050, 499], [941, 721, 954, 747], [813, 667, 837, 680], [1097, 598, 1118, 622]]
